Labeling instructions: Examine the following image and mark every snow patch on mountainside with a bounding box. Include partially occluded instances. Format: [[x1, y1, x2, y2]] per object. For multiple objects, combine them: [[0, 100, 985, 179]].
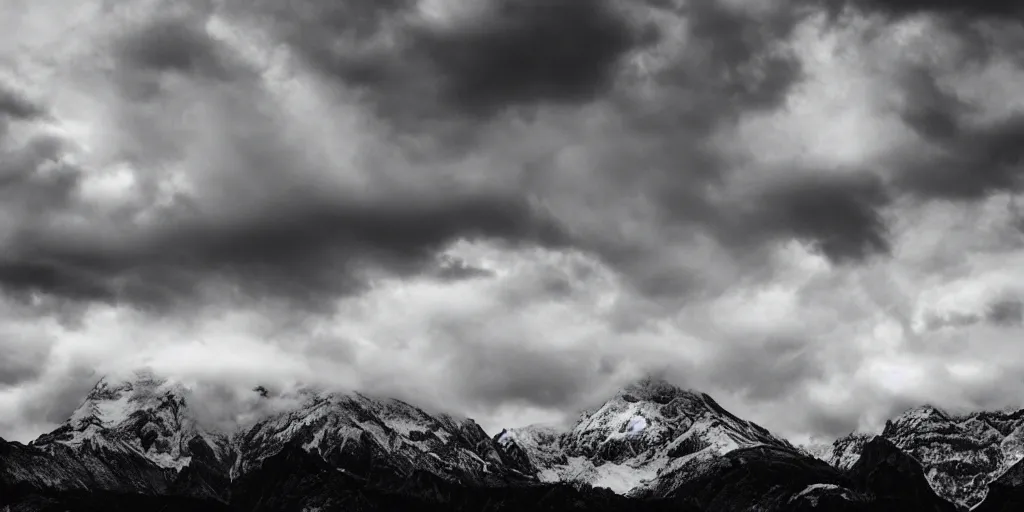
[[788, 483, 864, 507], [626, 416, 647, 435]]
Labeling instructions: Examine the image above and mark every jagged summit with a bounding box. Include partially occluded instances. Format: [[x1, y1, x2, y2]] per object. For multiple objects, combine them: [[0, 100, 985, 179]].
[[8, 370, 535, 504], [68, 371, 190, 428], [885, 404, 951, 429], [31, 370, 228, 472], [233, 386, 534, 486], [820, 404, 1024, 509], [495, 376, 792, 495]]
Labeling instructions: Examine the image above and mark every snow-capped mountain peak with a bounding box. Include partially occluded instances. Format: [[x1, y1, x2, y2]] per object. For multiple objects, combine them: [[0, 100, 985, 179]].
[[31, 371, 228, 472], [882, 404, 953, 435], [495, 377, 792, 496], [67, 373, 188, 431]]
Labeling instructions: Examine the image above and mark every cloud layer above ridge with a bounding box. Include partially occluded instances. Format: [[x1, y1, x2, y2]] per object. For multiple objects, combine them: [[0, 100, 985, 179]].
[[2, 0, 1024, 444]]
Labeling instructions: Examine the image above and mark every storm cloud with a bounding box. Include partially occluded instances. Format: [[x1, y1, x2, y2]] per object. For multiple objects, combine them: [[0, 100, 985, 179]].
[[987, 299, 1024, 326], [889, 66, 1024, 200], [0, 86, 45, 121], [828, 0, 1024, 19], [258, 0, 654, 119], [0, 194, 566, 309], [3, 0, 1024, 447]]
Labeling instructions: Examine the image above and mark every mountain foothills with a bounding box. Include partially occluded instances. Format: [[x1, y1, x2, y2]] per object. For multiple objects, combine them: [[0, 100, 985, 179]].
[[1, 373, 1021, 511]]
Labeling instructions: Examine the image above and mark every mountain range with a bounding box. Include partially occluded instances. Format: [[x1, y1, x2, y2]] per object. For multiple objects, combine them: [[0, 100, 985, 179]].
[[3, 371, 1024, 511]]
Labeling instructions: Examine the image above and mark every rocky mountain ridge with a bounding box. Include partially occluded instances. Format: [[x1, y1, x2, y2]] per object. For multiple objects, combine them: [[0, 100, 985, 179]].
[[820, 404, 1024, 509], [0, 371, 1013, 511]]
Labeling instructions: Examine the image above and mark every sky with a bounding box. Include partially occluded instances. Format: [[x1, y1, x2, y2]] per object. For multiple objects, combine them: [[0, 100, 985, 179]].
[[2, 0, 1024, 446]]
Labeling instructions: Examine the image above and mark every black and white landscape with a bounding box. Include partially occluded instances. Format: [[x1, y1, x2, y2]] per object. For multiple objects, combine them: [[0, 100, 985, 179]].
[[5, 370, 1021, 511], [4, 0, 1024, 510]]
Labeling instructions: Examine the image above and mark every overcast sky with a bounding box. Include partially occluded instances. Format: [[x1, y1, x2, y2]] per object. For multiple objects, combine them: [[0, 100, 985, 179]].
[[2, 0, 1024, 445]]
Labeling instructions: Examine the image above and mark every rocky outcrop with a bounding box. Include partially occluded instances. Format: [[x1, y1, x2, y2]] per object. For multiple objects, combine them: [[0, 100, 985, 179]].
[[821, 405, 1024, 509], [972, 456, 1024, 512], [846, 437, 958, 512]]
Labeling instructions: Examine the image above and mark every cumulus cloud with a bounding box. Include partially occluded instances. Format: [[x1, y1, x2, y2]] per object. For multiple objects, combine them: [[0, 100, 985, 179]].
[[2, 0, 1024, 446]]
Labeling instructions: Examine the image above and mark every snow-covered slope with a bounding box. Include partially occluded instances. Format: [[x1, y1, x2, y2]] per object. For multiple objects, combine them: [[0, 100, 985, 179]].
[[495, 377, 793, 495], [822, 405, 1024, 509], [22, 371, 538, 488], [0, 371, 235, 502], [234, 390, 534, 485], [820, 432, 872, 470], [494, 423, 563, 476], [31, 371, 231, 472]]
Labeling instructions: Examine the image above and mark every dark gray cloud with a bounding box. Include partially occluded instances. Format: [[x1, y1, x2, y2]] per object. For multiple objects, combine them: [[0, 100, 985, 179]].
[[897, 118, 1024, 200], [892, 67, 1024, 200], [807, 393, 923, 438], [805, 409, 862, 439], [911, 114, 1024, 199], [458, 347, 603, 409], [0, 135, 81, 212], [271, 0, 653, 120], [0, 0, 844, 313], [0, 86, 45, 121], [411, 0, 653, 115], [597, 1, 894, 271], [987, 299, 1024, 326], [896, 66, 971, 142], [666, 0, 807, 113], [0, 333, 52, 388], [924, 311, 982, 331], [441, 331, 624, 413], [0, 4, 570, 311], [709, 338, 826, 402], [480, 0, 889, 297], [117, 17, 241, 81], [247, 0, 865, 307], [827, 0, 1024, 19], [734, 172, 892, 262], [16, 366, 100, 427], [921, 298, 1024, 331], [0, 194, 566, 310], [111, 11, 256, 103]]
